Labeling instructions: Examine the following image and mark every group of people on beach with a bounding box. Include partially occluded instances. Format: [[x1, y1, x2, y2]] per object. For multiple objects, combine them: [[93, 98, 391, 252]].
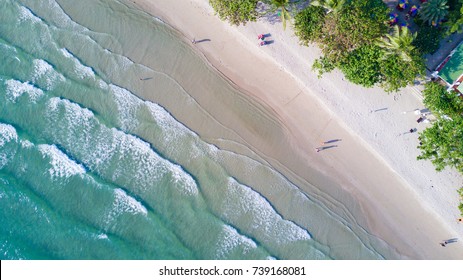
[[315, 139, 340, 153], [257, 33, 269, 46]]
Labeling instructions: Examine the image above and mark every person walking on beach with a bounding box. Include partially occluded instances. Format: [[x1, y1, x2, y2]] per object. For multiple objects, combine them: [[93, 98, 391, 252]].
[[192, 38, 196, 44]]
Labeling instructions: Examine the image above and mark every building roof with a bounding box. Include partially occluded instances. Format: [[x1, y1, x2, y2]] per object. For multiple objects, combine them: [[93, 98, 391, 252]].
[[439, 42, 463, 85]]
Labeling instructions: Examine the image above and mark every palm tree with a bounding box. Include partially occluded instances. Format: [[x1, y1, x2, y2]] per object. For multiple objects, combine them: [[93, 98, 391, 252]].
[[376, 25, 417, 62], [310, 0, 345, 14], [419, 0, 449, 26], [271, 0, 292, 30]]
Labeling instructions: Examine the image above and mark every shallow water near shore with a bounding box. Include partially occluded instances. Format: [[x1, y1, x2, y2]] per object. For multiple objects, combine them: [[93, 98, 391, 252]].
[[0, 0, 402, 259]]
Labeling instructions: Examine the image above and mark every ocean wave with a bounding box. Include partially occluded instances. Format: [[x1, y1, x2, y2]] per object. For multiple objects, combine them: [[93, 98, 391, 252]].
[[107, 129, 199, 196], [59, 48, 96, 79], [5, 79, 44, 103], [146, 102, 195, 138], [153, 16, 165, 25], [37, 144, 86, 180], [31, 59, 65, 90], [113, 188, 147, 216], [17, 5, 42, 24], [223, 177, 311, 244], [103, 48, 133, 72], [44, 96, 200, 197], [103, 187, 148, 227], [214, 224, 258, 259], [47, 97, 95, 135], [0, 124, 18, 169], [20, 140, 34, 149], [97, 233, 108, 240], [0, 124, 17, 147], [109, 84, 141, 130], [169, 163, 198, 196]]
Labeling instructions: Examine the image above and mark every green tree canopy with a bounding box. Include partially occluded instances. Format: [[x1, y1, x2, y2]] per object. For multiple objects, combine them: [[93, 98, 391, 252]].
[[293, 5, 326, 45], [209, 0, 259, 25], [339, 44, 382, 87], [422, 82, 463, 118], [420, 0, 449, 25], [310, 0, 346, 14], [378, 53, 424, 92], [418, 118, 463, 172], [376, 26, 417, 62], [319, 0, 388, 62]]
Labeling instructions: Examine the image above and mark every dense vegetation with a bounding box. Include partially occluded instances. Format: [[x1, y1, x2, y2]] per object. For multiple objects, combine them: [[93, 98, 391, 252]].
[[419, 82, 463, 215], [295, 0, 427, 92], [209, 0, 259, 25], [209, 0, 463, 215]]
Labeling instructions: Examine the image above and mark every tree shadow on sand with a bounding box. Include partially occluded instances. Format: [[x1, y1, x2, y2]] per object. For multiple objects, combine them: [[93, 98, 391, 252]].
[[256, 1, 309, 26]]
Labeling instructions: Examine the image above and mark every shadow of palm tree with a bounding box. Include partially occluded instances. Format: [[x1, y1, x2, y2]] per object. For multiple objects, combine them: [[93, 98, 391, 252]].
[[257, 0, 309, 26]]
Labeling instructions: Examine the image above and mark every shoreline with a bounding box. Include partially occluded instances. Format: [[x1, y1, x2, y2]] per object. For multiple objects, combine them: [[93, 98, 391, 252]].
[[129, 0, 463, 259]]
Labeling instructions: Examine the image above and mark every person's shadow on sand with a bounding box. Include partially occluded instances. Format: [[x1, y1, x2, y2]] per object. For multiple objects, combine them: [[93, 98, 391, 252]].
[[193, 38, 211, 44]]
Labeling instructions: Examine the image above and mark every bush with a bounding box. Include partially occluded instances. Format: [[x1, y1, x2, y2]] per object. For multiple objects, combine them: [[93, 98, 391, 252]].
[[422, 82, 463, 117], [379, 54, 424, 92], [294, 6, 326, 46], [339, 45, 382, 87], [324, 0, 388, 51], [209, 0, 259, 25], [312, 56, 336, 77]]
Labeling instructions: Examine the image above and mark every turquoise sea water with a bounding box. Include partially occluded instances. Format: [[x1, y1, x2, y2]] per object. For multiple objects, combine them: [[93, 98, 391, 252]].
[[0, 0, 399, 260]]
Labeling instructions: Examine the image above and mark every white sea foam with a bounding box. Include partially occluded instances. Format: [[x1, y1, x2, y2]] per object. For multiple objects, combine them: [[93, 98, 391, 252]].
[[224, 177, 311, 244], [214, 224, 257, 259], [5, 79, 44, 103], [0, 124, 18, 147], [47, 97, 95, 127], [32, 59, 65, 90], [37, 144, 86, 180], [146, 102, 195, 138], [59, 48, 96, 79], [119, 130, 199, 196], [98, 80, 108, 89], [36, 0, 89, 31], [87, 127, 200, 197], [60, 48, 73, 58], [44, 96, 198, 197], [145, 101, 202, 159], [0, 124, 18, 169], [113, 188, 147, 216], [20, 140, 34, 149], [97, 233, 108, 240], [153, 17, 165, 24], [17, 6, 42, 24], [109, 84, 141, 130], [170, 164, 198, 196], [46, 97, 95, 151]]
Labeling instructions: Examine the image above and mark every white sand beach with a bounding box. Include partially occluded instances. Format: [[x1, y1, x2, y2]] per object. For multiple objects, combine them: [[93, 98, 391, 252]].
[[130, 0, 463, 259]]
